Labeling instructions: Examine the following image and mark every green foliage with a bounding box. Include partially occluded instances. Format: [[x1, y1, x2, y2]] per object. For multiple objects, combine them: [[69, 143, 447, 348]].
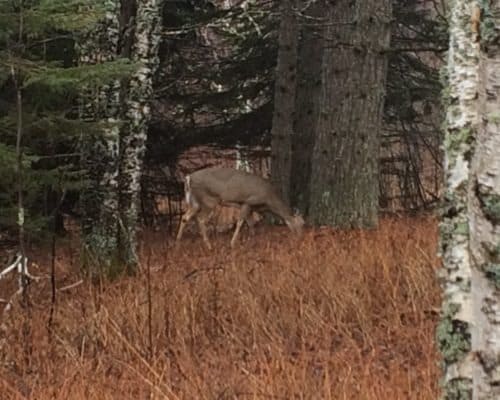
[[0, 0, 133, 241], [152, 0, 277, 156], [0, 0, 105, 41], [24, 59, 136, 93]]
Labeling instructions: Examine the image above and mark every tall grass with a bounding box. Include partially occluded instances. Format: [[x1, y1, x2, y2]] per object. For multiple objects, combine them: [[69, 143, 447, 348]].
[[0, 216, 441, 399]]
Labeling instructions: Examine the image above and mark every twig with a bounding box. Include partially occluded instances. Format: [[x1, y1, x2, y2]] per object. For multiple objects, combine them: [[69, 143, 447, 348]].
[[0, 255, 23, 279], [48, 188, 67, 335], [57, 279, 84, 292], [146, 249, 153, 362], [1, 254, 42, 312]]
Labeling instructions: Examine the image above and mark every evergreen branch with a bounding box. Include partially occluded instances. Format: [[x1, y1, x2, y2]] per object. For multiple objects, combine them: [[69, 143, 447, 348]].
[[23, 59, 137, 91], [0, 52, 48, 75]]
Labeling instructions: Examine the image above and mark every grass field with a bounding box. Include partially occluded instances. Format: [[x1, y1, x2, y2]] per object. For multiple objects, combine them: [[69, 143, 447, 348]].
[[0, 215, 441, 399]]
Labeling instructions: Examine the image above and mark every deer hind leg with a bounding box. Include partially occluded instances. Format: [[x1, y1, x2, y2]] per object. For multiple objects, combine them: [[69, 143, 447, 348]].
[[231, 204, 251, 247], [245, 211, 257, 236], [176, 175, 201, 246], [196, 207, 213, 250]]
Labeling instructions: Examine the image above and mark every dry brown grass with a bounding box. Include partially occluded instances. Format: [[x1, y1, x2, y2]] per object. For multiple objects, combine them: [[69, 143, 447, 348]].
[[0, 215, 441, 399]]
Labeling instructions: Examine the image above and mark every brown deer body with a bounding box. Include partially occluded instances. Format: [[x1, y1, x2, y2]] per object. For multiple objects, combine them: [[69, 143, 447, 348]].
[[176, 167, 305, 249]]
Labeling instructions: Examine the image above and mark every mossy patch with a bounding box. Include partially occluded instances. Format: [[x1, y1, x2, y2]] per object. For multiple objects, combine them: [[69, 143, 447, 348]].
[[441, 377, 472, 400], [436, 302, 471, 364], [484, 263, 500, 289], [480, 194, 500, 224]]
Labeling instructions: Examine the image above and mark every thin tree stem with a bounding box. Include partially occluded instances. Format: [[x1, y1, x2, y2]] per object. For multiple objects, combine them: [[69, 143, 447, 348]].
[[15, 87, 25, 260]]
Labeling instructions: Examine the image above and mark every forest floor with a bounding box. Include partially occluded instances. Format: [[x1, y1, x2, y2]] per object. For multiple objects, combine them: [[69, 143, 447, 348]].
[[0, 215, 441, 400]]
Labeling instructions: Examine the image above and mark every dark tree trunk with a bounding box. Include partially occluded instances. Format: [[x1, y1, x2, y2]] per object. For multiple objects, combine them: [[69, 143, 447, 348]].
[[308, 0, 392, 228], [270, 0, 299, 203], [290, 0, 325, 216]]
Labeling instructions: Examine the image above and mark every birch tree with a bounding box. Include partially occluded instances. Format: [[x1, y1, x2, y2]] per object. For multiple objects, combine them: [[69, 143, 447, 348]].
[[78, 0, 124, 274], [119, 0, 165, 268], [469, 10, 500, 392], [437, 1, 500, 398], [78, 0, 164, 274]]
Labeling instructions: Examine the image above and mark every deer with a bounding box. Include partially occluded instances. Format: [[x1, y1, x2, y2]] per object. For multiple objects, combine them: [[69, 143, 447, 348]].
[[175, 166, 305, 249]]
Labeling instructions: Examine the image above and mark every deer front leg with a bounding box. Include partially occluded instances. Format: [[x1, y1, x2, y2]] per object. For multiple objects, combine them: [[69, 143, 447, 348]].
[[231, 204, 251, 247], [245, 212, 256, 236], [176, 203, 200, 246]]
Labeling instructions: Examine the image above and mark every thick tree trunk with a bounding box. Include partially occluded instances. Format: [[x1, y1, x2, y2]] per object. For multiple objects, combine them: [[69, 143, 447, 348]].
[[289, 0, 325, 216], [470, 23, 500, 394], [467, 2, 500, 398], [438, 2, 500, 399], [437, 1, 480, 397], [119, 0, 164, 269], [308, 1, 392, 228], [78, 1, 123, 275], [270, 0, 299, 203]]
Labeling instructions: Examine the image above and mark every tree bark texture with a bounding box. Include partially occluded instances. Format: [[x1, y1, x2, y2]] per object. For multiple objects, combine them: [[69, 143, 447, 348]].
[[308, 0, 391, 228], [469, 2, 500, 398], [119, 0, 165, 269], [78, 0, 123, 274], [289, 0, 325, 216], [438, 1, 500, 399], [437, 0, 480, 397], [270, 0, 299, 203]]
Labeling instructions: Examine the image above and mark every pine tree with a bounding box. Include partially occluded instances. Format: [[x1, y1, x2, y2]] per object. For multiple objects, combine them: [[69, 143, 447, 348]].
[[307, 0, 392, 228], [289, 0, 325, 216], [0, 0, 134, 257], [270, 0, 298, 202], [269, 1, 442, 223]]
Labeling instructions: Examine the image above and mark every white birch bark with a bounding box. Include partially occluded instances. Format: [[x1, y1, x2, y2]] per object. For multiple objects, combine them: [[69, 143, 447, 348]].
[[78, 0, 122, 272], [469, 2, 500, 398], [119, 0, 165, 267], [235, 142, 251, 172], [438, 1, 500, 398]]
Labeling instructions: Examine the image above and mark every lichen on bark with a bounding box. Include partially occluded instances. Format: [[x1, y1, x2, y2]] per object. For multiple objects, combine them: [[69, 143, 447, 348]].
[[78, 0, 123, 276], [119, 0, 165, 269], [439, 0, 500, 398], [468, 0, 500, 393], [438, 0, 481, 396]]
